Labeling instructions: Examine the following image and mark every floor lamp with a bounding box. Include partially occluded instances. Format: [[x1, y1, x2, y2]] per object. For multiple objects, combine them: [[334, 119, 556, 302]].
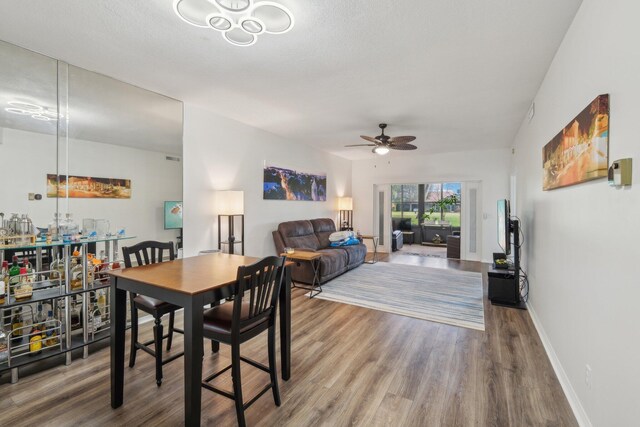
[[338, 197, 353, 231], [216, 191, 245, 255]]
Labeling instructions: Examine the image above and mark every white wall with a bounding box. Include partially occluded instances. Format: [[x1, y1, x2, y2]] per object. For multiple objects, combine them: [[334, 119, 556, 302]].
[[0, 127, 182, 247], [351, 149, 511, 262], [511, 0, 640, 425], [182, 103, 352, 258]]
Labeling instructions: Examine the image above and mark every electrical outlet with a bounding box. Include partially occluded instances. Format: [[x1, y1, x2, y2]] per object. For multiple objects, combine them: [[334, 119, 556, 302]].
[[585, 364, 592, 390]]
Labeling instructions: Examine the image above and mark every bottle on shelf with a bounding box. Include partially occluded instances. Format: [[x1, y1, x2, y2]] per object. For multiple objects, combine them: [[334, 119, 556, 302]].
[[22, 257, 35, 284], [50, 254, 67, 283], [87, 253, 97, 286], [70, 300, 81, 330], [0, 318, 7, 363], [0, 260, 7, 305], [44, 310, 59, 347], [91, 294, 102, 333], [11, 307, 24, 344], [97, 289, 107, 320], [34, 303, 46, 331], [8, 256, 21, 295], [60, 213, 79, 241], [48, 212, 59, 241], [29, 322, 43, 356], [111, 250, 121, 270], [70, 258, 83, 291], [15, 267, 33, 301]]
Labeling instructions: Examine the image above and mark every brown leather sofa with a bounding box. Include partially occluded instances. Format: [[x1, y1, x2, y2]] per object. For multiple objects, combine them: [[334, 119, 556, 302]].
[[272, 218, 367, 285]]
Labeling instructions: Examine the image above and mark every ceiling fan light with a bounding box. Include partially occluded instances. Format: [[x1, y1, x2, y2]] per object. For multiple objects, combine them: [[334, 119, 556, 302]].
[[373, 146, 390, 155]]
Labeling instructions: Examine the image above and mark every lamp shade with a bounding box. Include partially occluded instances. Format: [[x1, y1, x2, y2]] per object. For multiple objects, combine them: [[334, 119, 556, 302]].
[[215, 190, 244, 215], [338, 197, 353, 211]]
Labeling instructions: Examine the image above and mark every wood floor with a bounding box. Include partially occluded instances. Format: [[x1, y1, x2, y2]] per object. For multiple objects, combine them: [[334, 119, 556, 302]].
[[0, 254, 577, 426]]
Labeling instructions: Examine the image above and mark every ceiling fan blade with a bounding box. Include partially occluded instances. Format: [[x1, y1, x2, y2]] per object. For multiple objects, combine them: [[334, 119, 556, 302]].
[[344, 144, 377, 147], [390, 143, 417, 150], [360, 135, 380, 144], [389, 136, 416, 144]]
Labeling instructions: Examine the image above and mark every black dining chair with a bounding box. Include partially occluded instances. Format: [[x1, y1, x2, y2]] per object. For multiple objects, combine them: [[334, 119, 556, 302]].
[[201, 256, 286, 427], [122, 241, 184, 386]]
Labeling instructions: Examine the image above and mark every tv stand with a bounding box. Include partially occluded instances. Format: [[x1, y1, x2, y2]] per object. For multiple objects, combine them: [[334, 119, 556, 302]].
[[488, 219, 526, 310]]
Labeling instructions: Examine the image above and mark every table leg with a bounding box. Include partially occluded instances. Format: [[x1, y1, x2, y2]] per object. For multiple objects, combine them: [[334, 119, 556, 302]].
[[110, 277, 126, 408], [183, 296, 204, 427], [210, 300, 220, 353], [309, 259, 322, 298], [279, 265, 291, 381], [373, 238, 378, 263]]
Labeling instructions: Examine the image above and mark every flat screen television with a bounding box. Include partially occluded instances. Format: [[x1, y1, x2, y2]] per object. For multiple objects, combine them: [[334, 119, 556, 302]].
[[497, 199, 511, 255], [164, 201, 183, 230]]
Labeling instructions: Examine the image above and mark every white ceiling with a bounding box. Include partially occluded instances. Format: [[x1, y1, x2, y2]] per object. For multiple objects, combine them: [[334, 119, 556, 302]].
[[0, 0, 582, 159]]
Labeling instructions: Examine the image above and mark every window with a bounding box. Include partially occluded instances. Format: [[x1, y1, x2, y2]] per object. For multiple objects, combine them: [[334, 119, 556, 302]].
[[392, 182, 461, 227], [391, 184, 419, 225], [424, 182, 461, 227]]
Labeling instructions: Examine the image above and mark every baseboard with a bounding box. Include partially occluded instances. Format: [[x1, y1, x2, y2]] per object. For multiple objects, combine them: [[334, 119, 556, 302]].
[[526, 302, 592, 427]]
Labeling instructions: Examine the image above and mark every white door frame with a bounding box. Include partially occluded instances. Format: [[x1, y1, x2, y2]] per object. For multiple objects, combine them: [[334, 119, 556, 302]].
[[370, 180, 483, 261], [460, 181, 482, 262], [372, 184, 392, 253]]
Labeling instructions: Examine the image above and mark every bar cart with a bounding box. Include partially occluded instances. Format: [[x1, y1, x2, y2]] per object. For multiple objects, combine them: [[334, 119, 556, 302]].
[[0, 236, 135, 383]]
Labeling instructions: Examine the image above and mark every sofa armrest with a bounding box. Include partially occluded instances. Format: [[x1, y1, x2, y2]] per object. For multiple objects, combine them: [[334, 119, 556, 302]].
[[272, 230, 286, 255]]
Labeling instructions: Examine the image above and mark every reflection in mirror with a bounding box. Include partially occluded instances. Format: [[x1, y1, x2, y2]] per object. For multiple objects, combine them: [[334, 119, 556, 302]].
[[0, 39, 184, 254], [63, 65, 183, 250], [0, 40, 58, 233]]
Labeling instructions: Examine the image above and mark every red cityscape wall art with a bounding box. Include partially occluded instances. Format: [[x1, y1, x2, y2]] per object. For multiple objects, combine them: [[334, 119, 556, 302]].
[[542, 94, 609, 191], [47, 174, 132, 199]]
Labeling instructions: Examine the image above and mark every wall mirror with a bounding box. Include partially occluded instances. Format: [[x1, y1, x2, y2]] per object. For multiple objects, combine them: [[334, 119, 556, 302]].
[[0, 39, 183, 256]]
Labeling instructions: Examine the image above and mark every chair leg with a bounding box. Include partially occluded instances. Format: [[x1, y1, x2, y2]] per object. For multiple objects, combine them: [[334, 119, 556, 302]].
[[153, 317, 163, 386], [167, 311, 175, 351], [268, 326, 281, 406], [129, 298, 138, 368], [231, 342, 246, 427]]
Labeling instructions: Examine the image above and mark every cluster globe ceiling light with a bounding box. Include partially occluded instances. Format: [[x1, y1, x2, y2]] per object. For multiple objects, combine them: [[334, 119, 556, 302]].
[[173, 0, 294, 47]]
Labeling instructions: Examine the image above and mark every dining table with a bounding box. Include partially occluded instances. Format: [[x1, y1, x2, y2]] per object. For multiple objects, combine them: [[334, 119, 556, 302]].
[[108, 253, 292, 427]]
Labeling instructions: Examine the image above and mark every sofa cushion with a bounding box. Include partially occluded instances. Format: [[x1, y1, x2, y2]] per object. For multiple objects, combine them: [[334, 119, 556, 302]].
[[316, 248, 348, 278], [310, 218, 337, 248], [277, 220, 320, 251], [337, 243, 367, 268]]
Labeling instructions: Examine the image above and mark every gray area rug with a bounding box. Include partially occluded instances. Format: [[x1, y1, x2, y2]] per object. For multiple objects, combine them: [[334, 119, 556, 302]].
[[312, 262, 485, 331]]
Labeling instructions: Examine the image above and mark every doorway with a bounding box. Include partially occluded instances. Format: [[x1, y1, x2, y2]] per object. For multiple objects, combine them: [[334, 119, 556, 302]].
[[374, 181, 482, 261]]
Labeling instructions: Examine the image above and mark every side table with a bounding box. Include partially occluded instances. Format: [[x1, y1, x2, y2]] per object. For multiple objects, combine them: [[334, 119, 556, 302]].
[[281, 251, 322, 298], [401, 231, 415, 245], [359, 235, 379, 264]]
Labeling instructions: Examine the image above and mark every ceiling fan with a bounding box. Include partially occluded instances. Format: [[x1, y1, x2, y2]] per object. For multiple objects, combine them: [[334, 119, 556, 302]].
[[345, 123, 417, 155]]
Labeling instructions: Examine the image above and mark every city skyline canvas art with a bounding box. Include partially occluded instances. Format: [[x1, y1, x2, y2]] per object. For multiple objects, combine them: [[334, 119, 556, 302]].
[[263, 165, 326, 201], [47, 174, 132, 198], [543, 94, 609, 190]]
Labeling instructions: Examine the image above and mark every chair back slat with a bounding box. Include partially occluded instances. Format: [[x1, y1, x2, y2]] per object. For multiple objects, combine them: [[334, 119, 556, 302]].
[[233, 256, 285, 334], [122, 241, 175, 268]]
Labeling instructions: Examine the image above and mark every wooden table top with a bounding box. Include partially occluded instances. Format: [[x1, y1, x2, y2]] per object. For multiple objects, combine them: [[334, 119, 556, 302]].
[[108, 253, 262, 295], [359, 235, 378, 239], [281, 251, 322, 261]]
